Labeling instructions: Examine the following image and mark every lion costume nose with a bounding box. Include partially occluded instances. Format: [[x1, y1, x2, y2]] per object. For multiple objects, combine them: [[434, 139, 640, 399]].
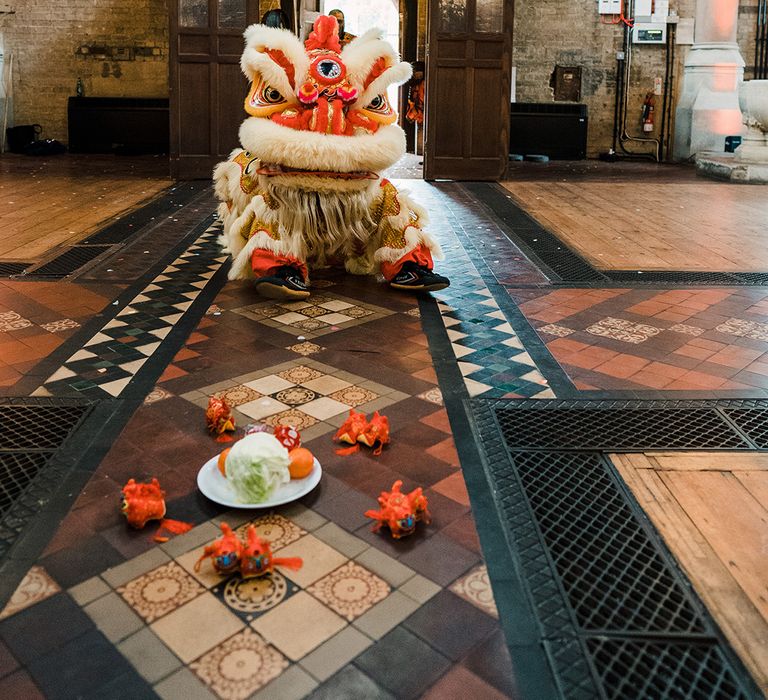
[[309, 96, 347, 135]]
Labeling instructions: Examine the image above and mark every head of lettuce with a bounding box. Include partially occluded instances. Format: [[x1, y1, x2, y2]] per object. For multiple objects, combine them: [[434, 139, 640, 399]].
[[225, 432, 290, 503]]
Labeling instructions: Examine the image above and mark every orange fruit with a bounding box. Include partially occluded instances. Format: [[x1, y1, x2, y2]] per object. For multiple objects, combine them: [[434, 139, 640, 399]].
[[288, 447, 314, 479], [217, 448, 231, 477]]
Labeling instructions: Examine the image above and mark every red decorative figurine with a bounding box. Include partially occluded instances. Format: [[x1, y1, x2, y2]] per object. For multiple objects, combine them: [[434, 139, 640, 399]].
[[364, 480, 431, 539], [195, 523, 243, 575], [239, 526, 303, 578], [358, 411, 390, 455], [121, 478, 166, 528], [206, 396, 236, 442]]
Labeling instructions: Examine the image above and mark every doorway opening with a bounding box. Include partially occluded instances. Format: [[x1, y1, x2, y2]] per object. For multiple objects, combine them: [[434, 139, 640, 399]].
[[318, 0, 424, 179]]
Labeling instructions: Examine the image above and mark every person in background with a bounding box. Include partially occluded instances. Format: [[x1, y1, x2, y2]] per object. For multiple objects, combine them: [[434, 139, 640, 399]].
[[261, 8, 290, 29], [328, 9, 356, 46], [406, 60, 425, 125]]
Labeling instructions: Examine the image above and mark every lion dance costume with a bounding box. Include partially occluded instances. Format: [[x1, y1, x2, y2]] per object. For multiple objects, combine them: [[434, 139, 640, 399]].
[[213, 15, 449, 300]]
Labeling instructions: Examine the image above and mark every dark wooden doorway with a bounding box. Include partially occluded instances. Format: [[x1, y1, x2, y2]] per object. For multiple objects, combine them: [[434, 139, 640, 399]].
[[424, 0, 513, 180], [169, 0, 260, 179]]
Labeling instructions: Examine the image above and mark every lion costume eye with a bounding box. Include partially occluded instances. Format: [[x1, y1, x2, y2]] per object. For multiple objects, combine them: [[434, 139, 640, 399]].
[[245, 77, 290, 117], [361, 94, 396, 124]]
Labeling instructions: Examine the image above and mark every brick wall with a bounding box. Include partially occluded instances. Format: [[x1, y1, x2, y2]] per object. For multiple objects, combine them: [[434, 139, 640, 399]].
[[512, 0, 759, 157], [1, 0, 168, 142]]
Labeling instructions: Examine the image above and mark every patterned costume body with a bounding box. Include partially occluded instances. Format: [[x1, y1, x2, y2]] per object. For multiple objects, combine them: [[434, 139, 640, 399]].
[[213, 16, 443, 287]]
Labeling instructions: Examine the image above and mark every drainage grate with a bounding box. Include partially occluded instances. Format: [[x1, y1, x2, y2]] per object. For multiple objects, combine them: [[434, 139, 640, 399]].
[[721, 408, 768, 448], [26, 246, 113, 279], [514, 451, 705, 633], [0, 404, 91, 451], [469, 400, 759, 698], [587, 638, 745, 700], [0, 263, 29, 277], [497, 406, 750, 451], [603, 270, 744, 285], [0, 398, 95, 558]]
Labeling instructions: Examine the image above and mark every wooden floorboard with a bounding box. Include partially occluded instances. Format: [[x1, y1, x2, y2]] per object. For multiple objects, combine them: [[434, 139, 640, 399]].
[[0, 154, 172, 263], [500, 175, 768, 272], [613, 452, 768, 694]]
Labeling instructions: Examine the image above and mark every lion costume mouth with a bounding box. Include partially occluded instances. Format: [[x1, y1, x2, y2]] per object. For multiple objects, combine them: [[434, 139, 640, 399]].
[[256, 163, 377, 180]]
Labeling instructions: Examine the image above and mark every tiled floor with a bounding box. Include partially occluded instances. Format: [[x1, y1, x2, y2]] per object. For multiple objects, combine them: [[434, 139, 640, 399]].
[[1, 170, 766, 698], [509, 287, 768, 394]]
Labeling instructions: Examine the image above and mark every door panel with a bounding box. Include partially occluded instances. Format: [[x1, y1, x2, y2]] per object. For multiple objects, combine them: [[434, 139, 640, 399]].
[[425, 0, 513, 180], [170, 0, 259, 179]]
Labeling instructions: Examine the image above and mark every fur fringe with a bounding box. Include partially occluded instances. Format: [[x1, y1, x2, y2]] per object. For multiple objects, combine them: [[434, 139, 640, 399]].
[[229, 230, 305, 281]]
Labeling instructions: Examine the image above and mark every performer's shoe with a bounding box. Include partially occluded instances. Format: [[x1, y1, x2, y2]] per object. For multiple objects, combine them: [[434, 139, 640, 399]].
[[389, 262, 450, 292], [254, 266, 310, 300]]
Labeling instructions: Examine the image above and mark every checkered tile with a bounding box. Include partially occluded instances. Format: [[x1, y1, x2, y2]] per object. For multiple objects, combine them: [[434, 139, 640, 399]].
[[38, 220, 226, 398]]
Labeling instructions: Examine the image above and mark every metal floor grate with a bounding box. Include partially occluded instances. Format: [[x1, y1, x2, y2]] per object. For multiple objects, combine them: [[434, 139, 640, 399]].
[[0, 398, 95, 557], [469, 399, 759, 698], [0, 263, 29, 277], [491, 399, 768, 451], [25, 246, 112, 279], [514, 451, 704, 633], [587, 638, 745, 700]]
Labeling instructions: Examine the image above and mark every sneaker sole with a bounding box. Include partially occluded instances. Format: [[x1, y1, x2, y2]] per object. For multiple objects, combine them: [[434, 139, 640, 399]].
[[389, 280, 450, 292], [255, 282, 310, 300]]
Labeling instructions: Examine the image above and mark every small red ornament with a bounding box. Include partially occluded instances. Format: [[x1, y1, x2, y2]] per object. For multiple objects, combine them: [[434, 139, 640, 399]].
[[121, 478, 166, 528], [358, 411, 390, 456], [206, 397, 236, 442], [364, 480, 431, 539], [333, 409, 368, 454], [273, 425, 301, 451], [195, 523, 242, 575], [240, 525, 303, 578]]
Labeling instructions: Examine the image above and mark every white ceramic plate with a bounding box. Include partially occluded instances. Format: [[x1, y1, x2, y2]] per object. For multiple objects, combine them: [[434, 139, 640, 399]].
[[197, 455, 322, 508]]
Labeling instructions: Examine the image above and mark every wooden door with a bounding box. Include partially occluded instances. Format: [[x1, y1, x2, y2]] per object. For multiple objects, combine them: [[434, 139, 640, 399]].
[[424, 0, 513, 180], [170, 0, 260, 179]]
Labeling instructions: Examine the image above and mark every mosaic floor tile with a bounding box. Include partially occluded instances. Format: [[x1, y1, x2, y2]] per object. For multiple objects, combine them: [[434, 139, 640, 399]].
[[327, 385, 378, 407], [449, 564, 498, 618], [214, 385, 263, 407], [0, 311, 32, 331], [151, 593, 244, 664], [539, 323, 574, 337], [214, 571, 300, 622], [190, 628, 289, 700], [586, 317, 662, 344], [118, 562, 205, 623], [274, 386, 317, 405], [263, 408, 319, 430], [717, 317, 768, 341], [273, 535, 348, 588], [231, 293, 393, 339], [306, 561, 390, 622], [143, 386, 174, 404], [278, 365, 324, 385], [235, 514, 306, 551], [288, 341, 324, 356], [251, 591, 346, 661], [238, 396, 290, 420], [40, 318, 81, 333], [0, 566, 60, 620], [417, 387, 444, 405]]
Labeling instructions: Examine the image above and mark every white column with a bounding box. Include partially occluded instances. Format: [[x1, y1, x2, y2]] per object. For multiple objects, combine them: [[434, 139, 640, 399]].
[[673, 0, 744, 160]]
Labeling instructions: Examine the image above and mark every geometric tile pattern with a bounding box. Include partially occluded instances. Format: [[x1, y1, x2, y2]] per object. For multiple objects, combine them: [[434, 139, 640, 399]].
[[58, 505, 477, 697], [181, 358, 406, 442], [38, 220, 227, 398], [189, 628, 289, 699], [512, 287, 768, 393], [449, 564, 499, 618], [231, 293, 393, 340], [0, 565, 60, 620]]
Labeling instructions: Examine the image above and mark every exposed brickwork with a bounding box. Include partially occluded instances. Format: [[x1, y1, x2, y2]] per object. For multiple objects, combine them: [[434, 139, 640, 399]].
[[1, 0, 169, 142], [513, 0, 759, 157]]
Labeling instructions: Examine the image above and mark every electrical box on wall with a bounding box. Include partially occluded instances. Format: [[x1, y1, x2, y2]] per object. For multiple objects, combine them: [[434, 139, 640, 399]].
[[632, 23, 667, 43], [598, 0, 621, 15]]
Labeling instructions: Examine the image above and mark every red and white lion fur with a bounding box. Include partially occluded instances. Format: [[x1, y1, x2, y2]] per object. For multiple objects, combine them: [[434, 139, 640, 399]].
[[213, 15, 442, 284]]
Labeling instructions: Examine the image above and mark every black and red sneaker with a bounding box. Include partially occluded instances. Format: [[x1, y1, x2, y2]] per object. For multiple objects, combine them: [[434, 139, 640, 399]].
[[254, 266, 310, 300], [389, 262, 450, 292]]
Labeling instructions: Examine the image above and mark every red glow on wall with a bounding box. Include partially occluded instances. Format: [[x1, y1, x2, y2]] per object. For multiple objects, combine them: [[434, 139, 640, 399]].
[[708, 108, 743, 135], [713, 0, 738, 41], [712, 64, 738, 92]]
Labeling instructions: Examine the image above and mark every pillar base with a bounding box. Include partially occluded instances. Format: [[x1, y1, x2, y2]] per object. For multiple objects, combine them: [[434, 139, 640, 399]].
[[696, 152, 768, 183]]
